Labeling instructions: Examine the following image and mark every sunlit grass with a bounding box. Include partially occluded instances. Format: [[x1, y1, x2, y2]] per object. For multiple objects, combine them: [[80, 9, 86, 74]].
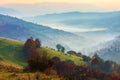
[[0, 72, 61, 80], [39, 47, 86, 66], [0, 38, 26, 67], [0, 37, 86, 67]]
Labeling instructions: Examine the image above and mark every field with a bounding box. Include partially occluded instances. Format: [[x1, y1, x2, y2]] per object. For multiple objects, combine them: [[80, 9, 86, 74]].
[[0, 72, 61, 80], [0, 38, 86, 79], [0, 38, 26, 67], [0, 38, 85, 67], [39, 47, 86, 66]]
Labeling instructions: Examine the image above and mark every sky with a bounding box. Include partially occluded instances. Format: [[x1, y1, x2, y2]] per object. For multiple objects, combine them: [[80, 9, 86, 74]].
[[0, 0, 120, 10], [0, 0, 119, 16], [0, 0, 120, 4]]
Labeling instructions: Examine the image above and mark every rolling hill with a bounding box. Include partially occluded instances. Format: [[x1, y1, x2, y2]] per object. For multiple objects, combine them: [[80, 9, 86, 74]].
[[94, 36, 120, 63], [0, 14, 92, 51], [0, 37, 85, 67], [24, 11, 120, 30], [0, 7, 20, 17], [1, 38, 120, 80], [0, 38, 26, 67], [24, 11, 120, 53], [24, 11, 120, 35]]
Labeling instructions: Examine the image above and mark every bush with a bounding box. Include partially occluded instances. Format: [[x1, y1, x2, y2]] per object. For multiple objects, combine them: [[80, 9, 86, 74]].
[[65, 59, 74, 64], [27, 49, 53, 72], [24, 37, 53, 72]]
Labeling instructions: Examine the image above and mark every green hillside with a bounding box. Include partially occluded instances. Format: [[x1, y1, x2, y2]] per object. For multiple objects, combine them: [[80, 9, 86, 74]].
[[0, 38, 86, 67], [0, 38, 26, 67], [39, 48, 85, 65]]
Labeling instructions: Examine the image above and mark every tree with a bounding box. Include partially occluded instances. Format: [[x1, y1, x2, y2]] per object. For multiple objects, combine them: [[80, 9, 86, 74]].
[[56, 44, 62, 51], [24, 37, 36, 57], [24, 37, 53, 71], [61, 46, 65, 53], [27, 49, 41, 71], [56, 44, 65, 53], [35, 38, 41, 48], [24, 37, 42, 57], [27, 50, 52, 72]]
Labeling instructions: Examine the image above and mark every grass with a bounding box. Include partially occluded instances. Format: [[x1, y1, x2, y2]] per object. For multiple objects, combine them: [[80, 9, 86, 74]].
[[0, 38, 26, 67], [0, 72, 61, 80], [39, 47, 86, 66], [0, 37, 86, 80], [0, 37, 86, 67]]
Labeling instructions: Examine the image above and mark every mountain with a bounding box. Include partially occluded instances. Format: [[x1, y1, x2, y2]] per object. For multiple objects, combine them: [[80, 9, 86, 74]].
[[24, 11, 120, 33], [24, 11, 120, 35], [0, 14, 92, 51], [0, 38, 120, 80], [24, 11, 120, 53], [3, 2, 105, 17], [95, 36, 120, 63], [24, 11, 120, 29], [0, 7, 20, 16], [0, 37, 85, 66]]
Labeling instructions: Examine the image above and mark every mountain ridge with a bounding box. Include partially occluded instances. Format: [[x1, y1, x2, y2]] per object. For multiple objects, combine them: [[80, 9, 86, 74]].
[[94, 36, 120, 63], [0, 14, 91, 51]]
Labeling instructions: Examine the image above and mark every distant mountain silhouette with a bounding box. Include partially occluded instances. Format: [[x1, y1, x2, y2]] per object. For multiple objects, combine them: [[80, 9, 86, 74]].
[[0, 14, 91, 51], [0, 7, 20, 16], [95, 36, 120, 63]]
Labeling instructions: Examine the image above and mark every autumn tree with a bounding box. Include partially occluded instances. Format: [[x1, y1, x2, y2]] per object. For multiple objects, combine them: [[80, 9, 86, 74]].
[[24, 37, 53, 71], [27, 49, 41, 71], [27, 50, 53, 71], [24, 37, 36, 57]]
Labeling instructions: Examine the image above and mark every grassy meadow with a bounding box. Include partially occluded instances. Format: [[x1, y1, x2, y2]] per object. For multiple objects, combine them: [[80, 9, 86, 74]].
[[0, 38, 86, 80]]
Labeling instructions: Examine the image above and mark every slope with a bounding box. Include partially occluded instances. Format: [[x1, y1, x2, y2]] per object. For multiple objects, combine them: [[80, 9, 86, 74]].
[[0, 38, 26, 67], [95, 36, 120, 63], [0, 38, 85, 67], [25, 11, 120, 29], [0, 7, 20, 17], [0, 14, 90, 51], [24, 11, 120, 52]]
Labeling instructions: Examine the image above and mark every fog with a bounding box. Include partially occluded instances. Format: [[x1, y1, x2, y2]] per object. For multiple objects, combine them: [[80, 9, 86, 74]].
[[43, 24, 107, 32]]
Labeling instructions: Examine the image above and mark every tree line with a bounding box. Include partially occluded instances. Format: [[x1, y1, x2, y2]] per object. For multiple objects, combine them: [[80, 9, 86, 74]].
[[23, 37, 120, 80]]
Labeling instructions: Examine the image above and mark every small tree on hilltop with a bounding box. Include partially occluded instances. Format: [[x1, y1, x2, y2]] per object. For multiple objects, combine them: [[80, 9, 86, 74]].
[[56, 44, 65, 53], [56, 44, 62, 51], [24, 37, 36, 57], [35, 38, 41, 48], [61, 47, 65, 53], [24, 37, 53, 72]]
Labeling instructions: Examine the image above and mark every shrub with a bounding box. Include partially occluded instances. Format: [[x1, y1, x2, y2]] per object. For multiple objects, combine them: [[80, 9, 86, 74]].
[[65, 59, 74, 64], [27, 49, 53, 72]]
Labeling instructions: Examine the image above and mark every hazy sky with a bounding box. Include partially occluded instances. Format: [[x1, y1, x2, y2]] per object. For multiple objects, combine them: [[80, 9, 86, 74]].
[[0, 0, 120, 4], [0, 0, 120, 10], [0, 0, 119, 16]]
